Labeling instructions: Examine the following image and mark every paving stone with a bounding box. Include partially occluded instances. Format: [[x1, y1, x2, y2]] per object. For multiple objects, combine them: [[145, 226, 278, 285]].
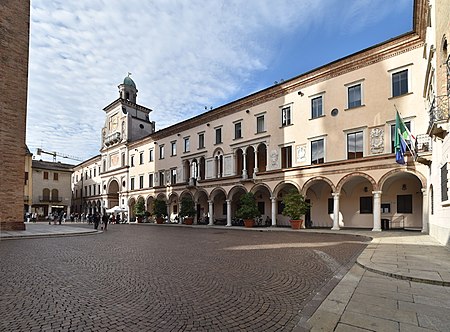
[[340, 310, 400, 332], [335, 323, 372, 331]]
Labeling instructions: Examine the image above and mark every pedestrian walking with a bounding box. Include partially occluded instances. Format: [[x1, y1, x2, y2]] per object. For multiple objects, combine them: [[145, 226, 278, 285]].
[[93, 213, 100, 230], [102, 213, 109, 231]]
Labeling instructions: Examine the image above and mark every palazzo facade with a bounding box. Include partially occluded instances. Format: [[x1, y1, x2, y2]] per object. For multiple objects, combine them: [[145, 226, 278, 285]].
[[72, 0, 449, 243]]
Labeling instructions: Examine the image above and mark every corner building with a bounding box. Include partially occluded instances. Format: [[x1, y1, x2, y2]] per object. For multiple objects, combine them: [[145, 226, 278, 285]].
[[73, 0, 436, 233]]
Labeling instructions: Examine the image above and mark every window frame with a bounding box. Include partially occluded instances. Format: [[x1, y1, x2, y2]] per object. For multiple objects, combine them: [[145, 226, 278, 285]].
[[397, 194, 413, 213], [159, 145, 165, 159], [347, 130, 364, 159], [256, 114, 265, 133], [234, 122, 242, 139], [171, 141, 177, 156], [347, 83, 362, 109], [130, 177, 135, 190], [392, 69, 409, 97], [149, 148, 154, 162], [311, 138, 325, 164], [281, 106, 292, 126], [281, 145, 292, 168], [311, 96, 323, 119], [360, 196, 373, 214], [183, 137, 190, 153], [215, 127, 222, 144], [198, 132, 205, 149]]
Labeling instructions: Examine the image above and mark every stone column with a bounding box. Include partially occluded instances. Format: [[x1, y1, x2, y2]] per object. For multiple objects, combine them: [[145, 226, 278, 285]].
[[271, 197, 277, 227], [421, 188, 429, 234], [208, 200, 214, 225], [242, 152, 248, 179], [331, 193, 340, 230], [253, 146, 259, 177], [372, 191, 382, 232], [226, 200, 232, 226]]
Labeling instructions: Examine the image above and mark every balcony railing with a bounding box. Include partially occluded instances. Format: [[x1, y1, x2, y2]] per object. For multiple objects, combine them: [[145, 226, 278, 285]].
[[104, 132, 121, 146], [428, 95, 449, 139], [414, 133, 432, 166], [39, 196, 63, 203]]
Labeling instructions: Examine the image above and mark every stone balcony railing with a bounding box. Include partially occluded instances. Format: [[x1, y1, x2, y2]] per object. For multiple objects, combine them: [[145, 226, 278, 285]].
[[104, 132, 121, 146], [428, 95, 449, 139]]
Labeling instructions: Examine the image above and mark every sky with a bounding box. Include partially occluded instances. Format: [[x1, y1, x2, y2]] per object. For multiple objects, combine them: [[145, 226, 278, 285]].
[[27, 0, 413, 163]]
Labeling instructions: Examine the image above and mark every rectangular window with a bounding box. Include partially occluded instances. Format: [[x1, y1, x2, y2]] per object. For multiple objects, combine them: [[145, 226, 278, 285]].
[[441, 164, 448, 201], [131, 155, 135, 167], [281, 106, 291, 126], [234, 122, 242, 139], [139, 152, 144, 164], [149, 149, 154, 162], [89, 185, 92, 196], [277, 200, 285, 214], [215, 127, 222, 144], [397, 194, 413, 213], [381, 203, 391, 213], [198, 133, 205, 149], [53, 173, 58, 181], [171, 142, 177, 156], [257, 115, 265, 133], [149, 173, 154, 188], [159, 145, 165, 159], [311, 96, 323, 118], [94, 168, 96, 177], [139, 175, 144, 189], [122, 153, 125, 166], [159, 171, 165, 186], [391, 121, 411, 153], [184, 137, 190, 152], [43, 171, 48, 180], [130, 178, 135, 190], [281, 146, 292, 168], [258, 202, 265, 215], [348, 84, 362, 108], [347, 131, 363, 159], [93, 186, 96, 196], [171, 169, 177, 184], [89, 170, 92, 178], [24, 172, 28, 185], [328, 198, 334, 214], [360, 196, 373, 214], [311, 139, 324, 164], [392, 69, 408, 97]]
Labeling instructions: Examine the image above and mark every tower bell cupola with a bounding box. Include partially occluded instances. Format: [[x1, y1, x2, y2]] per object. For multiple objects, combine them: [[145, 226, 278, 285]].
[[118, 73, 138, 103]]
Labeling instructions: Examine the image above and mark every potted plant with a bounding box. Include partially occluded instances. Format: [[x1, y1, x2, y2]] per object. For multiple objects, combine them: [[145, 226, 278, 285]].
[[282, 189, 310, 229], [153, 199, 167, 224], [133, 200, 145, 223], [180, 196, 196, 225], [236, 192, 261, 228]]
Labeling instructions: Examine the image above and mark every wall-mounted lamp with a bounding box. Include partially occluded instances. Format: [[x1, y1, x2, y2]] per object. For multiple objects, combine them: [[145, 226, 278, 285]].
[[177, 133, 181, 136], [246, 109, 250, 113], [206, 123, 210, 127], [298, 91, 304, 96], [363, 186, 368, 193], [402, 184, 407, 191], [134, 148, 138, 151]]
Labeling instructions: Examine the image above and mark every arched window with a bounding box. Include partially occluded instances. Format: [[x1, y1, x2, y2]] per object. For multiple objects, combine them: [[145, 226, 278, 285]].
[[52, 189, 59, 202], [42, 188, 50, 201]]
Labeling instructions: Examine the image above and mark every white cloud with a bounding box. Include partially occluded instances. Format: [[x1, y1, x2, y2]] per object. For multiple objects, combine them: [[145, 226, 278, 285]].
[[26, 0, 411, 161]]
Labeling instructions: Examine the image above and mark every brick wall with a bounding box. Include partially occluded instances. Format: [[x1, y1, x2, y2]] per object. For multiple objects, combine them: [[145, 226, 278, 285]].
[[0, 1, 30, 231]]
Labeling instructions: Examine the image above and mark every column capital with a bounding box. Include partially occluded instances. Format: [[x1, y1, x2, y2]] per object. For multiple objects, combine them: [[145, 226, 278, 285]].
[[226, 199, 231, 203], [372, 190, 382, 196], [332, 192, 340, 198], [270, 196, 277, 201], [421, 188, 427, 195]]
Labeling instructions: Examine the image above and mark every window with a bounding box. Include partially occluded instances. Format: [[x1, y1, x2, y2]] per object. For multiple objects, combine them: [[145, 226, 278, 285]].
[[390, 121, 411, 153], [184, 137, 190, 152], [215, 127, 222, 144], [24, 172, 28, 185], [392, 69, 408, 97], [234, 122, 242, 139], [159, 145, 165, 159], [347, 131, 363, 159], [94, 168, 96, 177], [89, 170, 92, 178], [89, 185, 91, 196], [130, 155, 135, 167], [397, 194, 412, 213], [149, 173, 154, 188], [441, 164, 448, 201], [256, 115, 265, 133], [258, 202, 265, 215], [348, 84, 362, 108], [360, 196, 373, 214], [149, 149, 154, 162], [130, 177, 135, 190], [281, 106, 291, 126], [281, 146, 292, 168], [311, 139, 324, 164], [328, 198, 334, 214], [103, 160, 106, 172], [121, 153, 125, 166], [139, 175, 144, 189], [53, 173, 58, 181], [93, 185, 96, 196], [171, 169, 177, 184], [381, 203, 391, 213], [139, 152, 144, 164], [311, 96, 323, 118], [43, 171, 48, 180], [171, 141, 177, 156], [198, 133, 205, 149], [159, 171, 165, 186]]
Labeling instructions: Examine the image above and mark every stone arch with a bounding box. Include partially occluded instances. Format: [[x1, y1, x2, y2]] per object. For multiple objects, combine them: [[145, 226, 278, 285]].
[[210, 187, 227, 201], [336, 172, 377, 193], [227, 184, 248, 200], [301, 176, 336, 195], [156, 193, 167, 201], [378, 168, 426, 190], [273, 180, 301, 197], [250, 183, 272, 196], [179, 190, 194, 200], [194, 188, 209, 202]]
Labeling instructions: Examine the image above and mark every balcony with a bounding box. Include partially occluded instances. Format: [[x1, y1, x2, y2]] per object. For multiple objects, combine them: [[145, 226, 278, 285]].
[[39, 196, 62, 203], [428, 95, 449, 139], [414, 134, 432, 166], [104, 132, 121, 146]]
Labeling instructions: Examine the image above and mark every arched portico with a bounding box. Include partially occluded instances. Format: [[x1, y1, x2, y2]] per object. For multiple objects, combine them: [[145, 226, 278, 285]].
[[195, 189, 209, 224], [302, 177, 335, 228], [251, 184, 272, 225], [107, 178, 120, 209], [274, 182, 300, 227]]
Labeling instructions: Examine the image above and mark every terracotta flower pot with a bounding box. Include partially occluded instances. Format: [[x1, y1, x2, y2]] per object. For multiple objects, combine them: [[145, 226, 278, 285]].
[[289, 219, 303, 229], [184, 217, 194, 225], [156, 217, 164, 224], [244, 219, 254, 228]]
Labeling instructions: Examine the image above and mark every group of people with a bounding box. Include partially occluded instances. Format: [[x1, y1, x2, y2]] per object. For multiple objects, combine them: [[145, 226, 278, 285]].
[[91, 213, 122, 230]]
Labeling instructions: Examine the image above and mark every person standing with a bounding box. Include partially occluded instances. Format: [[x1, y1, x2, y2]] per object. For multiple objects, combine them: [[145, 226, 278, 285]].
[[93, 213, 100, 230], [102, 213, 109, 231]]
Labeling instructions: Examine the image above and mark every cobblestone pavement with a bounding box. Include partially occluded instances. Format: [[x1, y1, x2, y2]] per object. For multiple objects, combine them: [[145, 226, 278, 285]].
[[0, 225, 368, 332]]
